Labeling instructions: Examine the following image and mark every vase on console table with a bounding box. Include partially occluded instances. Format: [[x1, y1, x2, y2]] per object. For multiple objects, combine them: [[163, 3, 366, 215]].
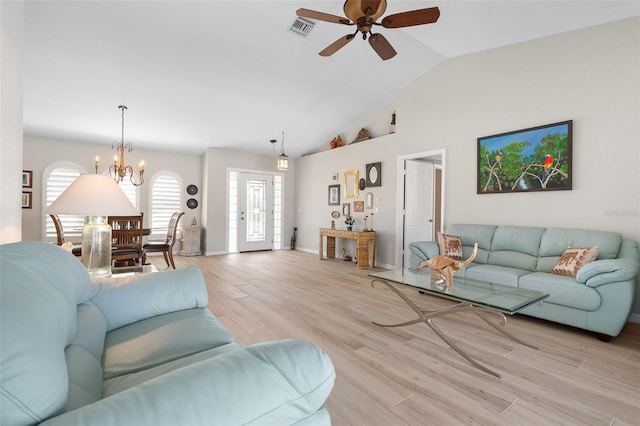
[[347, 226, 352, 231]]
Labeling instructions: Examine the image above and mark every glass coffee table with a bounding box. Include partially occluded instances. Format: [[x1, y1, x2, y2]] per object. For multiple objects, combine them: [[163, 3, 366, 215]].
[[369, 268, 549, 378]]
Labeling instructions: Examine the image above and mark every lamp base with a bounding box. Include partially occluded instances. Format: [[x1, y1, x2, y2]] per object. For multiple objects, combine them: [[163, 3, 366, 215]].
[[82, 216, 112, 278]]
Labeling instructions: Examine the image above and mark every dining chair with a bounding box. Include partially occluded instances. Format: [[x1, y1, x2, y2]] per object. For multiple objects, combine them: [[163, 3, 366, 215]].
[[108, 213, 144, 267], [49, 214, 82, 257], [143, 211, 184, 269]]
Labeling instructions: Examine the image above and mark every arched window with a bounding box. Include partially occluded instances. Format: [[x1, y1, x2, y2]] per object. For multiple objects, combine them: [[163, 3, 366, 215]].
[[150, 173, 182, 234], [43, 163, 84, 241]]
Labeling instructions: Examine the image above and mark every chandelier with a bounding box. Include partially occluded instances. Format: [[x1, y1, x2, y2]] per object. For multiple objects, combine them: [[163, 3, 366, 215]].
[[270, 131, 289, 171], [109, 105, 144, 186]]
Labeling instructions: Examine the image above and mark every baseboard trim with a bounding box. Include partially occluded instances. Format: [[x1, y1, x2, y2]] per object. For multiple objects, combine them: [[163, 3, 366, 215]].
[[203, 251, 227, 256], [629, 313, 640, 324]]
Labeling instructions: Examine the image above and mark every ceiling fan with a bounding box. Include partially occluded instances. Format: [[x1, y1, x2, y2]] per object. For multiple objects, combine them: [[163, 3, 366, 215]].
[[296, 0, 440, 60]]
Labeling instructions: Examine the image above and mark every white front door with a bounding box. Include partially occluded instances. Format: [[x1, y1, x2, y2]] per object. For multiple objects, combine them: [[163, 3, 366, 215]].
[[403, 160, 435, 268], [238, 173, 274, 252]]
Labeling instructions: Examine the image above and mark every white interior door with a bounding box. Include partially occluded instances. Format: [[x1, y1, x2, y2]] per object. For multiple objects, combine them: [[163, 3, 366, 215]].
[[238, 173, 274, 252], [403, 160, 435, 268]]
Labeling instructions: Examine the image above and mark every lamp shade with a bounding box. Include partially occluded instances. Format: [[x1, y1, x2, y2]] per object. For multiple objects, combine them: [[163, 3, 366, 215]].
[[47, 174, 138, 216]]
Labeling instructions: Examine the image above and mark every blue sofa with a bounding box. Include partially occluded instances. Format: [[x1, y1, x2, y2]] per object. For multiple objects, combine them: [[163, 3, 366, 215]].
[[409, 224, 640, 338], [1, 241, 335, 425]]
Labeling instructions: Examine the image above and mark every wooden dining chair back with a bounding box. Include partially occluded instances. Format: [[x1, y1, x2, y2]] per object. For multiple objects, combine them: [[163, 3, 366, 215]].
[[142, 211, 184, 269], [108, 213, 144, 266], [49, 214, 82, 257]]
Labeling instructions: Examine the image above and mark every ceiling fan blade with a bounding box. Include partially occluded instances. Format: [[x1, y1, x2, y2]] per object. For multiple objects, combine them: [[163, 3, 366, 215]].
[[369, 33, 397, 60], [319, 34, 356, 57], [381, 7, 440, 28], [296, 8, 351, 25]]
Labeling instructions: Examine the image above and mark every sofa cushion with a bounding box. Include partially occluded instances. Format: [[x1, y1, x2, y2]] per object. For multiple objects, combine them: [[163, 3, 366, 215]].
[[103, 343, 243, 397], [92, 267, 209, 331], [73, 303, 107, 359], [41, 340, 335, 426], [492, 226, 544, 257], [103, 308, 235, 379], [552, 246, 600, 277], [437, 232, 462, 259], [519, 272, 601, 311], [538, 228, 621, 260], [487, 226, 543, 271], [62, 303, 108, 413], [65, 345, 103, 412], [464, 264, 531, 287]]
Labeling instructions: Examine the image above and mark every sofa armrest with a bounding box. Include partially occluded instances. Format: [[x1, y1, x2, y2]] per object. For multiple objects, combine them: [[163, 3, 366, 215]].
[[91, 267, 208, 331], [576, 258, 640, 287], [40, 339, 335, 426], [409, 241, 439, 263]]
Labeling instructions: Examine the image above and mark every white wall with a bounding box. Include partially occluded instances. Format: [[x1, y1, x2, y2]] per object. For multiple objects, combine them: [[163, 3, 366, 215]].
[[295, 134, 397, 268], [22, 136, 203, 241], [0, 0, 24, 244], [294, 18, 640, 312], [397, 17, 639, 241]]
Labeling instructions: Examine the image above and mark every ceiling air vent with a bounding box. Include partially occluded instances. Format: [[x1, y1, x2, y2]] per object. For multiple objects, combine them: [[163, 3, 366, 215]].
[[289, 17, 315, 38]]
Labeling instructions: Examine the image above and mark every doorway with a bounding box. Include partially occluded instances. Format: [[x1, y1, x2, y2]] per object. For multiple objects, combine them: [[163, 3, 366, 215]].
[[395, 149, 445, 268], [237, 172, 274, 252]]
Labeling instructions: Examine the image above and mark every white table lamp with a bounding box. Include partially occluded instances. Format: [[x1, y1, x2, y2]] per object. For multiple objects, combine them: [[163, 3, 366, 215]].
[[47, 174, 139, 278]]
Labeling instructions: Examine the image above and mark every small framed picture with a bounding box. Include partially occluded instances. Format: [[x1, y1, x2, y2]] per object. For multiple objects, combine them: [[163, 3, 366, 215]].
[[22, 170, 33, 188], [331, 172, 339, 182], [342, 202, 350, 217], [328, 184, 340, 206], [354, 201, 364, 212], [365, 192, 374, 209], [22, 192, 32, 209]]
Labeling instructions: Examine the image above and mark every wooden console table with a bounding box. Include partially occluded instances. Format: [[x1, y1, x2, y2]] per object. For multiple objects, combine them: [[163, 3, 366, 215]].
[[319, 228, 376, 269]]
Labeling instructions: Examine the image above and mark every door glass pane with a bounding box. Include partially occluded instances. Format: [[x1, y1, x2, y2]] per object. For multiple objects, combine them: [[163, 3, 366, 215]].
[[246, 179, 266, 242]]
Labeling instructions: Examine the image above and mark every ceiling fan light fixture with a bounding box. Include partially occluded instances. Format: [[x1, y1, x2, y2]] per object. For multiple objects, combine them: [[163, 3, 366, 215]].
[[344, 0, 388, 22]]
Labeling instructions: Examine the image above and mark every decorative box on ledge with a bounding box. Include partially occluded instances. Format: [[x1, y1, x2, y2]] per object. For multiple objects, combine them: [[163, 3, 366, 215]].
[[180, 226, 202, 256]]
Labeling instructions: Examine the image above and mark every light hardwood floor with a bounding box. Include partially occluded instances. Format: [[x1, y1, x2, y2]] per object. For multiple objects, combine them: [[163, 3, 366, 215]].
[[156, 250, 640, 426]]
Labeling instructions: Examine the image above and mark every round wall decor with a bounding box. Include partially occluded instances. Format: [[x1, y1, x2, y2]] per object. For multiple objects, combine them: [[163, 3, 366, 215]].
[[186, 184, 198, 195], [186, 198, 198, 209]]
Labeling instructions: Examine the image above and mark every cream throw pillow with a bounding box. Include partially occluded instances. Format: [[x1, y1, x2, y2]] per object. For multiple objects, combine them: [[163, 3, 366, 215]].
[[437, 232, 463, 260], [552, 246, 600, 277]]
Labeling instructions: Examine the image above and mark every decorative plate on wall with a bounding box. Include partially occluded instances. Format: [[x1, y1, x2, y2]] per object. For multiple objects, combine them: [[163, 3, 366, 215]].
[[186, 198, 198, 209], [331, 210, 340, 219], [186, 184, 198, 195]]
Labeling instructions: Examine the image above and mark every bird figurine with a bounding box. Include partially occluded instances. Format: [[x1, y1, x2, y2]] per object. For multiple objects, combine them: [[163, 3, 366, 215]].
[[495, 151, 503, 168], [418, 243, 478, 290]]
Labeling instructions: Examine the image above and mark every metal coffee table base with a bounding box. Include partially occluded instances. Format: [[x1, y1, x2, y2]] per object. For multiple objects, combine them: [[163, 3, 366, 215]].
[[371, 279, 538, 378]]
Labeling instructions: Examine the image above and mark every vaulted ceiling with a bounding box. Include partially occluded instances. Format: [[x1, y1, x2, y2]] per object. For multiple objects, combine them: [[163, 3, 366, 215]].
[[22, 1, 640, 158]]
